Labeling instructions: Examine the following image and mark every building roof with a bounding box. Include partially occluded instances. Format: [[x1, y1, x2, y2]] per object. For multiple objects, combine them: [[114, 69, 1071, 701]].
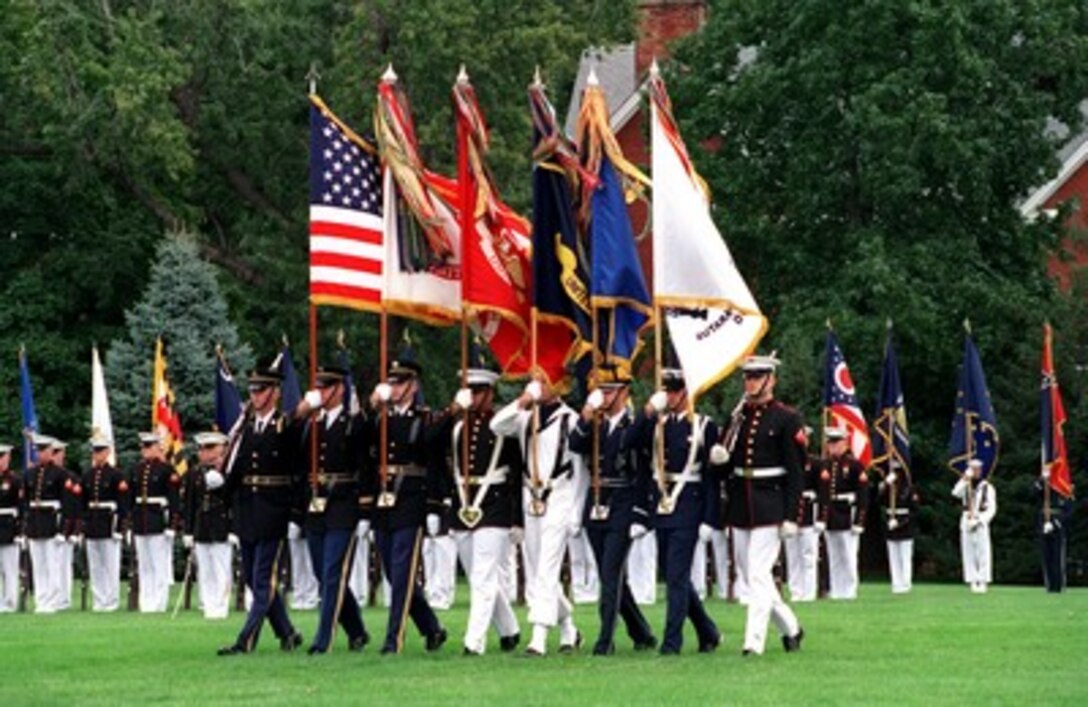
[[564, 43, 642, 137], [1020, 100, 1088, 219]]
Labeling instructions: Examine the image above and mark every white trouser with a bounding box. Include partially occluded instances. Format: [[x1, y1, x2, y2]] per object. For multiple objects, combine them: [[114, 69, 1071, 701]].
[[0, 544, 18, 612], [423, 534, 458, 610], [522, 511, 576, 642], [826, 530, 860, 600], [724, 527, 750, 603], [289, 536, 319, 609], [195, 542, 233, 619], [691, 529, 731, 600], [627, 530, 657, 605], [455, 528, 519, 653], [30, 538, 64, 613], [567, 531, 599, 604], [961, 526, 992, 585], [733, 526, 799, 654], [887, 539, 913, 594], [783, 526, 819, 602], [501, 536, 518, 601], [57, 539, 73, 610], [86, 538, 121, 612], [135, 534, 172, 613], [348, 530, 371, 605]]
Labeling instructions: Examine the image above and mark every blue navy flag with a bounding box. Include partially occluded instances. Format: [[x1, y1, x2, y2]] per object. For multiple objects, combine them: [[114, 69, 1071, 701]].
[[276, 345, 302, 414], [948, 333, 1000, 477], [872, 328, 911, 478], [214, 353, 244, 433], [18, 346, 39, 468]]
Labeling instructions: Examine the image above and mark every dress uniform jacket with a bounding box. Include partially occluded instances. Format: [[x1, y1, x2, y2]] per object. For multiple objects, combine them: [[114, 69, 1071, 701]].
[[570, 410, 653, 531], [25, 463, 70, 539], [879, 477, 917, 541], [224, 411, 306, 543], [365, 405, 445, 531], [0, 471, 23, 544], [793, 455, 820, 527], [303, 408, 366, 533], [127, 459, 180, 535], [630, 411, 719, 530], [818, 454, 869, 531], [722, 400, 805, 528], [81, 463, 127, 539], [183, 465, 232, 543], [428, 408, 522, 531], [60, 467, 83, 537]]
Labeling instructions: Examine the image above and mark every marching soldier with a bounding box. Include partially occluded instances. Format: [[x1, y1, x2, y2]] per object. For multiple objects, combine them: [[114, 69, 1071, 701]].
[[952, 459, 997, 593], [0, 444, 23, 612], [82, 434, 128, 611], [491, 377, 588, 656], [128, 431, 180, 612], [429, 362, 522, 656], [218, 362, 306, 654], [182, 431, 234, 620], [878, 460, 917, 594], [24, 435, 71, 613], [817, 427, 869, 600], [365, 357, 448, 655], [713, 354, 805, 656], [632, 368, 720, 655], [569, 367, 657, 656], [783, 428, 819, 602], [295, 365, 370, 653]]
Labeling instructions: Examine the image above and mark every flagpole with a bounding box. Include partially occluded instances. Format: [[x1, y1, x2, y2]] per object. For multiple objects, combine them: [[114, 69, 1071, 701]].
[[885, 320, 897, 516], [308, 303, 320, 509], [591, 302, 601, 515], [529, 307, 542, 510], [1042, 324, 1052, 525], [963, 320, 976, 522], [379, 311, 389, 502], [653, 304, 667, 512], [456, 66, 472, 522]]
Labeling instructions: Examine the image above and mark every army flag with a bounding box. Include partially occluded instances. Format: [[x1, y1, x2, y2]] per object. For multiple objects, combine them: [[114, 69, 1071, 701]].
[[18, 346, 39, 468], [91, 346, 116, 466], [308, 95, 384, 311], [823, 330, 873, 466], [375, 67, 461, 325], [648, 66, 767, 402], [948, 330, 1000, 478], [1041, 324, 1074, 498], [871, 325, 910, 478], [274, 344, 302, 414], [527, 79, 592, 386], [152, 338, 186, 473], [214, 348, 244, 433]]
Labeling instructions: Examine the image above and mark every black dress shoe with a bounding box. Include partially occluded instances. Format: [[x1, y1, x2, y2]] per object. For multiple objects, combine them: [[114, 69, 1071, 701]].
[[499, 633, 520, 652], [634, 636, 658, 651], [216, 644, 246, 656], [426, 627, 448, 652], [463, 647, 482, 657], [782, 627, 805, 653], [380, 644, 398, 655], [280, 632, 303, 652], [659, 646, 680, 656], [348, 632, 370, 652], [522, 647, 545, 658], [741, 648, 755, 657], [558, 631, 582, 654], [591, 642, 615, 656], [699, 634, 721, 653], [307, 645, 325, 656]]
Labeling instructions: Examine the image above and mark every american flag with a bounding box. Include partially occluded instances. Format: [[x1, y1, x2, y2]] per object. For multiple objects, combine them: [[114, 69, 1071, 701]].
[[309, 96, 383, 311], [823, 330, 873, 466]]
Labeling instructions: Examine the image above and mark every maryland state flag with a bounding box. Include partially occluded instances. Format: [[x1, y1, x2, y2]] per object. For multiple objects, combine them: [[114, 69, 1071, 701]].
[[1041, 323, 1074, 498], [823, 329, 873, 466], [152, 337, 186, 473], [948, 329, 999, 478], [871, 324, 910, 478], [528, 77, 592, 387]]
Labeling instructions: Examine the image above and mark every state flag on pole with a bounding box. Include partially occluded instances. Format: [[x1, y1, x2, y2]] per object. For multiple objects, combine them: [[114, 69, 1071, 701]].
[[18, 346, 39, 468], [152, 337, 186, 474], [649, 66, 767, 401], [823, 330, 872, 466], [309, 95, 384, 311], [871, 325, 910, 478], [91, 345, 116, 466], [948, 330, 1000, 478], [1041, 323, 1074, 498]]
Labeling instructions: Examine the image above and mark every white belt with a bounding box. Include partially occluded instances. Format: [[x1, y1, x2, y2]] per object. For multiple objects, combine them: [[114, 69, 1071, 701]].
[[30, 500, 61, 510], [833, 493, 856, 502], [464, 466, 509, 486], [0, 508, 17, 517], [664, 472, 702, 483], [88, 501, 118, 511], [734, 466, 786, 479], [135, 497, 168, 506], [801, 490, 817, 500], [889, 508, 910, 515]]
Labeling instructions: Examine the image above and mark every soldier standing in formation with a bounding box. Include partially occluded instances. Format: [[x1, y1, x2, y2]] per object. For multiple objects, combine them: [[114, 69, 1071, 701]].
[[714, 354, 805, 656], [878, 460, 917, 594], [53, 439, 81, 611], [570, 367, 657, 656], [182, 431, 234, 620], [952, 458, 997, 594], [431, 362, 522, 656], [491, 378, 587, 656], [82, 434, 127, 612], [296, 365, 370, 653], [24, 435, 71, 613], [633, 368, 720, 655], [128, 431, 180, 613], [1036, 472, 1073, 593], [818, 427, 868, 600], [218, 363, 306, 654], [0, 443, 23, 612], [783, 428, 819, 602]]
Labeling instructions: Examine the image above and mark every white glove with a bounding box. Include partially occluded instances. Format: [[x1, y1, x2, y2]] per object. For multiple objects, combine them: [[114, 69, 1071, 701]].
[[183, 535, 194, 549], [525, 380, 542, 402], [629, 523, 649, 540], [585, 389, 605, 411], [15, 536, 27, 550], [124, 530, 133, 545], [569, 524, 583, 539], [426, 513, 441, 537], [780, 521, 799, 539], [304, 389, 322, 408], [53, 533, 65, 544], [709, 444, 729, 466], [355, 519, 371, 539], [1043, 521, 1054, 534], [228, 533, 240, 549], [850, 525, 864, 536], [454, 388, 473, 410], [814, 521, 827, 534], [968, 517, 980, 531], [509, 526, 524, 546], [111, 532, 123, 542], [1042, 467, 1051, 480], [648, 390, 668, 413], [374, 382, 392, 402], [73, 534, 84, 547], [886, 472, 898, 485], [888, 518, 900, 531], [164, 529, 176, 541], [205, 470, 225, 490], [287, 522, 301, 540], [698, 523, 714, 543]]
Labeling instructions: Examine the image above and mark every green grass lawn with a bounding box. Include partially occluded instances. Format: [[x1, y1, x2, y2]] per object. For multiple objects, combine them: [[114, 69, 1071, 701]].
[[3, 582, 1085, 705]]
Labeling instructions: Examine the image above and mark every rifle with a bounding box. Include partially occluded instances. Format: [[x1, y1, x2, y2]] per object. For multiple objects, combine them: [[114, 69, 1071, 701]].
[[18, 540, 30, 613], [127, 531, 139, 611], [79, 537, 88, 611]]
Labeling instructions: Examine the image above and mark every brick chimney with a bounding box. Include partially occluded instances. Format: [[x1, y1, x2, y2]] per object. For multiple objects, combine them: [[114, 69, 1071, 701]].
[[636, 0, 707, 76]]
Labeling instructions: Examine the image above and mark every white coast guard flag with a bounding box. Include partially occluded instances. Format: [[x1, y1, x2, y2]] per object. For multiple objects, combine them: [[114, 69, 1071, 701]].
[[649, 66, 766, 401], [91, 345, 116, 466]]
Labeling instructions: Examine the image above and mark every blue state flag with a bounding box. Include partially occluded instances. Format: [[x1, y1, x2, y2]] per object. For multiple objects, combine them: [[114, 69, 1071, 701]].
[[872, 328, 911, 478], [948, 333, 1000, 477], [18, 347, 39, 469], [215, 353, 244, 433], [276, 345, 302, 414]]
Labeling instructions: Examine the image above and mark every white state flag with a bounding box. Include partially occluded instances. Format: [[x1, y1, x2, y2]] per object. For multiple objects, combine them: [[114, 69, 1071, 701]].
[[650, 68, 766, 401], [91, 345, 116, 466]]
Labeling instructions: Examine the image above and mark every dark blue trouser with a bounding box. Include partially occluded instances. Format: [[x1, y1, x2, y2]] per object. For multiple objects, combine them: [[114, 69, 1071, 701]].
[[376, 525, 441, 652], [1041, 530, 1066, 593], [308, 528, 367, 650], [659, 525, 719, 652], [587, 524, 654, 651], [235, 539, 295, 651]]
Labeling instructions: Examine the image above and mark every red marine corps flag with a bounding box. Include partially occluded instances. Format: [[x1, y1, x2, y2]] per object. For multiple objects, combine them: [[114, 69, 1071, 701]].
[[1041, 323, 1074, 499]]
